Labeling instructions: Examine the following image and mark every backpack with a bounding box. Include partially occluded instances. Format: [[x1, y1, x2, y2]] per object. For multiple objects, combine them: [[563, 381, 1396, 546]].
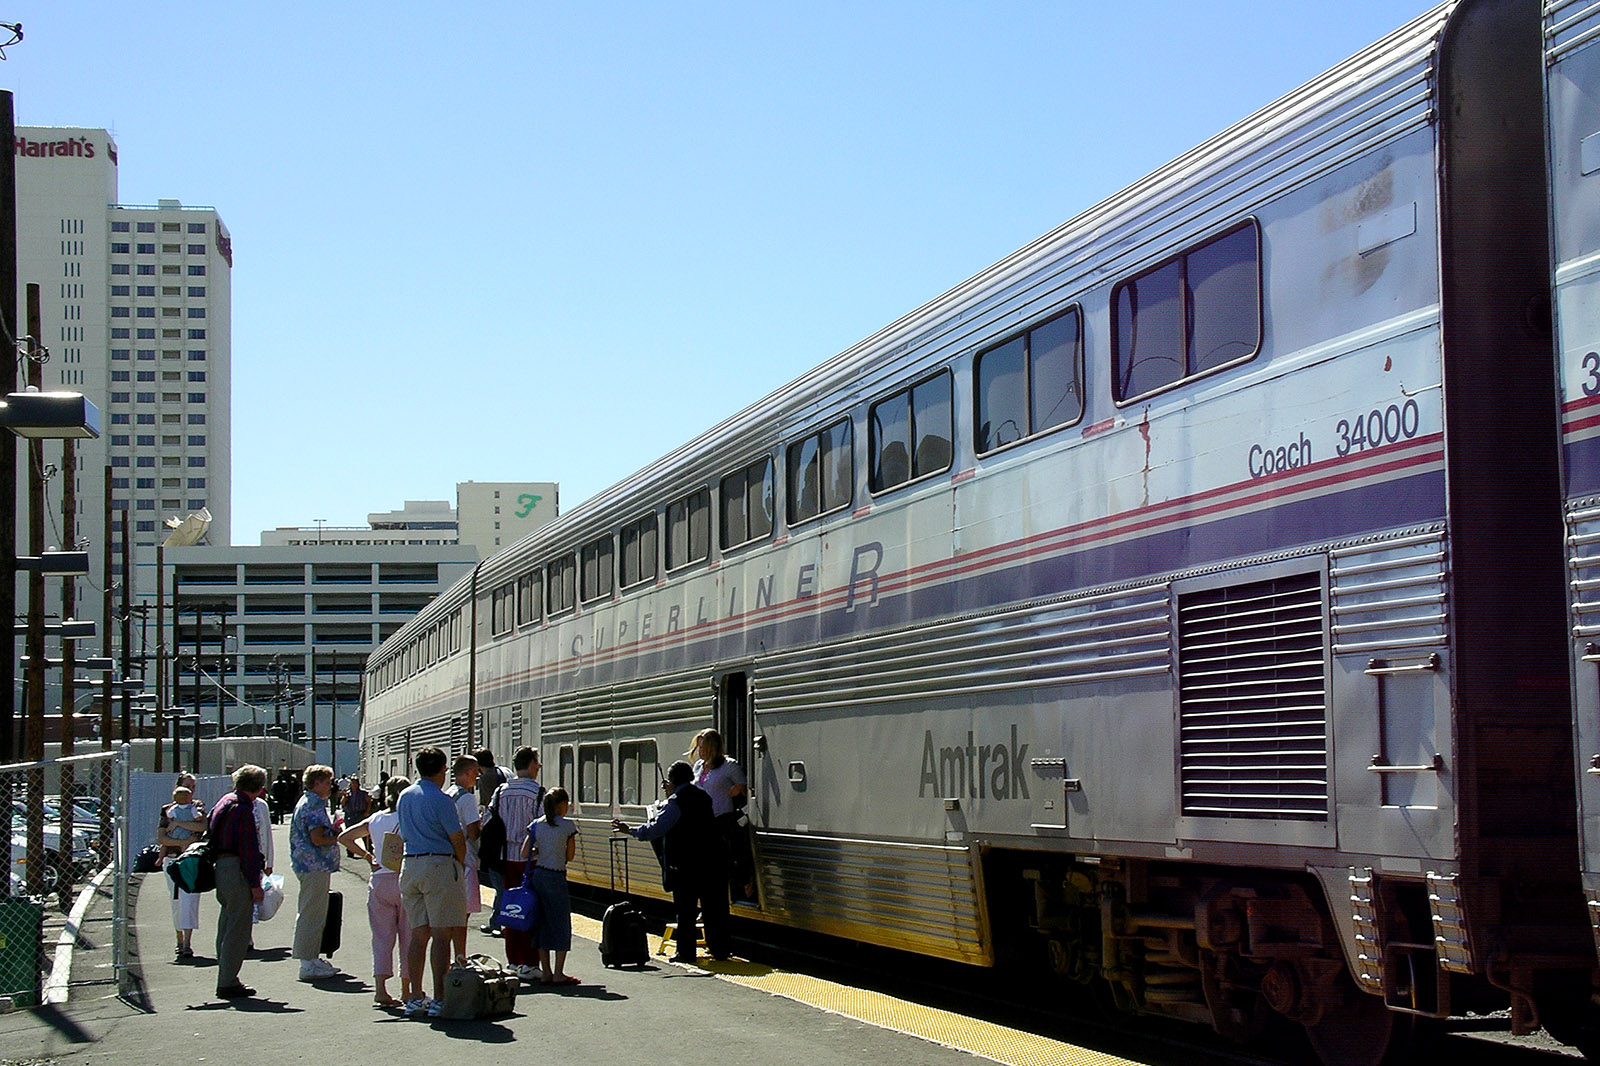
[[478, 785, 507, 876]]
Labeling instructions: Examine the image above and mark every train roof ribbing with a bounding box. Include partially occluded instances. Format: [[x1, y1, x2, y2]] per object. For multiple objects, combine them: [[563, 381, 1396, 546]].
[[369, 1, 1458, 671]]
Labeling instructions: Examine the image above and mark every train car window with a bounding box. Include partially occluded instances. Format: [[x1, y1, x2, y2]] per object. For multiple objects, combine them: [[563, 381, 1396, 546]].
[[1112, 221, 1259, 403], [516, 571, 542, 627], [547, 554, 577, 615], [720, 456, 774, 550], [666, 488, 711, 572], [490, 581, 514, 636], [618, 740, 658, 806], [578, 743, 613, 805], [787, 418, 853, 525], [975, 307, 1083, 455], [580, 534, 615, 602], [870, 370, 953, 493], [620, 513, 658, 589], [559, 746, 575, 796]]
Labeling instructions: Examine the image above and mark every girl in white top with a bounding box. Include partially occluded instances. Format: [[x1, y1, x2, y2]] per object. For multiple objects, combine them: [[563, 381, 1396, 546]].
[[689, 728, 748, 816], [338, 776, 418, 1007]]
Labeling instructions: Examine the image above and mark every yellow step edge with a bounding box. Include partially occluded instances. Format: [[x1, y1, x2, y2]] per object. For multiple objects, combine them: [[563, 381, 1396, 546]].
[[562, 911, 1139, 1066]]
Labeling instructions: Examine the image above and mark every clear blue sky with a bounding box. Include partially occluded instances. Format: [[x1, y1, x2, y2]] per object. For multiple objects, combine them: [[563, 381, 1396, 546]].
[[3, 1, 1434, 544]]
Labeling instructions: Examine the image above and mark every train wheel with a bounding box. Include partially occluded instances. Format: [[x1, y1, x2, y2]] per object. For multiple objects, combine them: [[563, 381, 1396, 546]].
[[1302, 985, 1416, 1066]]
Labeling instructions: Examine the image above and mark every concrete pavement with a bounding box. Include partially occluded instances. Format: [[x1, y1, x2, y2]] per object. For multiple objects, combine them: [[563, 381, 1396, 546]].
[[0, 825, 1075, 1066]]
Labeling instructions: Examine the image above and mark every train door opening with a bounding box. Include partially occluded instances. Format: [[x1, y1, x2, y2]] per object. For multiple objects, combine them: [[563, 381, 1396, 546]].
[[717, 672, 752, 775], [717, 669, 761, 907]]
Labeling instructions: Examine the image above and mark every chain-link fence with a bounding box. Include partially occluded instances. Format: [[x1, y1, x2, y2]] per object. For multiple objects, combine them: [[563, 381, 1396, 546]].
[[0, 746, 126, 1008]]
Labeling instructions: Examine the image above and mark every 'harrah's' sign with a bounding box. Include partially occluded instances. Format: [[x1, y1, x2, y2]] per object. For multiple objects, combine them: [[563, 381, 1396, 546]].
[[13, 135, 113, 161]]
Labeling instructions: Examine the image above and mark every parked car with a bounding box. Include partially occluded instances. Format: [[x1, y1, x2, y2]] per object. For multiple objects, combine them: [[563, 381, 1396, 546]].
[[9, 804, 100, 898]]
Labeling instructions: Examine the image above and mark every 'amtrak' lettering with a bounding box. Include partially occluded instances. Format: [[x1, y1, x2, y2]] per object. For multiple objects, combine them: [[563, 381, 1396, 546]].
[[918, 725, 1030, 800]]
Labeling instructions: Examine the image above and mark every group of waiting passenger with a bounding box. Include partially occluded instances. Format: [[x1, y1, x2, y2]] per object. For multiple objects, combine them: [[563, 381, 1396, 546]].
[[152, 726, 752, 1015]]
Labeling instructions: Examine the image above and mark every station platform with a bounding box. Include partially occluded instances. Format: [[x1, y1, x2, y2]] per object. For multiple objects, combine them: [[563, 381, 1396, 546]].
[[0, 824, 1142, 1066]]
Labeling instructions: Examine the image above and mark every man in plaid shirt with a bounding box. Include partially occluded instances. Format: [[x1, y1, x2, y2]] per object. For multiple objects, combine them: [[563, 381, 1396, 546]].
[[209, 765, 268, 999]]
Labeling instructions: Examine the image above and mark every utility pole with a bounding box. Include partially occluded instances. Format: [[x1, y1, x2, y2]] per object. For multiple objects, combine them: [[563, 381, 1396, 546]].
[[309, 649, 317, 770], [272, 654, 282, 737], [154, 544, 164, 772], [330, 650, 340, 769], [23, 284, 43, 763], [215, 605, 227, 748], [22, 285, 44, 893], [119, 510, 131, 743], [101, 465, 112, 751], [0, 89, 18, 766], [59, 432, 77, 860]]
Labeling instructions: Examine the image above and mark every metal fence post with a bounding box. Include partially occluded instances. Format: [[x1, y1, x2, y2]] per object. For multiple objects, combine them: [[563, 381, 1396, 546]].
[[114, 743, 130, 998]]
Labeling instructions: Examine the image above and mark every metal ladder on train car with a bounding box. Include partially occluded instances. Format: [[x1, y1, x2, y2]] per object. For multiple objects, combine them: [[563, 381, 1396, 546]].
[[1348, 868, 1385, 994]]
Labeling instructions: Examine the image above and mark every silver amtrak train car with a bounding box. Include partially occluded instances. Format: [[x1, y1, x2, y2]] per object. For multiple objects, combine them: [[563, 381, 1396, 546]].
[[364, 0, 1600, 1059], [1553, 0, 1600, 1055]]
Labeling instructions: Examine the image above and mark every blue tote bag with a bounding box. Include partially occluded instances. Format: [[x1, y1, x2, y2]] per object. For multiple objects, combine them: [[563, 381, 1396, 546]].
[[496, 870, 539, 932]]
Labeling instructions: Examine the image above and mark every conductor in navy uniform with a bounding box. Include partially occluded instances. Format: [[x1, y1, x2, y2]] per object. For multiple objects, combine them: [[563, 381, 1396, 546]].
[[613, 760, 730, 962]]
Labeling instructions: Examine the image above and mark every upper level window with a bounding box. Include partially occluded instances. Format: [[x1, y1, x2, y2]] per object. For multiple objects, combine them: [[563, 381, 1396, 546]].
[[1112, 221, 1260, 403], [665, 488, 710, 572], [719, 456, 773, 550], [516, 571, 542, 626], [976, 307, 1084, 453], [580, 535, 615, 602], [490, 581, 514, 636], [620, 513, 658, 589], [870, 370, 953, 492], [547, 554, 577, 615], [787, 418, 853, 526]]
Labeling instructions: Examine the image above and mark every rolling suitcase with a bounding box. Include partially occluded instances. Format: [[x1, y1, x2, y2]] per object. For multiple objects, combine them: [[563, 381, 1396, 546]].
[[319, 889, 343, 956], [600, 900, 650, 967], [601, 833, 650, 967], [438, 954, 519, 1019]]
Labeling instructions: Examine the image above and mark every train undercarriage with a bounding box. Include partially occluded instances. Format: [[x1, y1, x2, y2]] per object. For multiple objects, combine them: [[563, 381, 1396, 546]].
[[1005, 853, 1599, 1064]]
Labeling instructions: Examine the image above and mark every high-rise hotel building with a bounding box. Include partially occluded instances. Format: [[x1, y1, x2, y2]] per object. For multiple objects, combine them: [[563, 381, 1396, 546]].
[[14, 125, 231, 643]]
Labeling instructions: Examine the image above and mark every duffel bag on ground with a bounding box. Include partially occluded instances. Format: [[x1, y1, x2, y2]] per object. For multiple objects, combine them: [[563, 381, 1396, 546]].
[[438, 954, 518, 1020], [133, 843, 164, 873]]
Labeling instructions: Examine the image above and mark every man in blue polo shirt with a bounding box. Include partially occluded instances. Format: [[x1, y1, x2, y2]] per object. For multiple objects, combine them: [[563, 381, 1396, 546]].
[[395, 746, 467, 1016]]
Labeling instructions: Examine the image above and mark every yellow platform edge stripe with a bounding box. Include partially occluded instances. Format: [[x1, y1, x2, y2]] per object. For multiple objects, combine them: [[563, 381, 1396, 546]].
[[555, 909, 1138, 1066]]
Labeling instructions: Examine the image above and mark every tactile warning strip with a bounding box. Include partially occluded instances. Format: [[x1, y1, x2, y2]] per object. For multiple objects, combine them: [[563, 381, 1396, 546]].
[[568, 914, 1137, 1066]]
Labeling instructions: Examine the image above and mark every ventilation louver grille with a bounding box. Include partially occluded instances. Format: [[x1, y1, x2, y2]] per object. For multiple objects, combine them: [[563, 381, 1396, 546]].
[[1178, 572, 1329, 820]]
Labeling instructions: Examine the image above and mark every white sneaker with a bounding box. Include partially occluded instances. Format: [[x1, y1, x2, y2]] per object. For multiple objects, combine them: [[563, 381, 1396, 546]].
[[515, 964, 540, 981], [298, 957, 339, 981], [405, 997, 439, 1017]]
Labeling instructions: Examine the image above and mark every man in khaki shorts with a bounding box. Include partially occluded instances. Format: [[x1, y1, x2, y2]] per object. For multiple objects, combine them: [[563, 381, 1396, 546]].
[[395, 746, 467, 1016]]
